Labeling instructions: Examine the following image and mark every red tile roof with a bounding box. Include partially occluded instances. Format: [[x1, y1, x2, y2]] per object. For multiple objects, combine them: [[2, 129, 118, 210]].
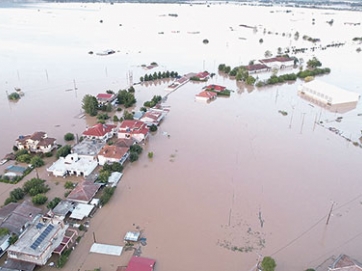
[[196, 90, 217, 99], [126, 256, 156, 271], [196, 71, 209, 79], [119, 120, 149, 135], [245, 63, 269, 71], [204, 84, 226, 92], [96, 93, 115, 100], [98, 145, 129, 159], [83, 123, 116, 137], [67, 181, 101, 203]]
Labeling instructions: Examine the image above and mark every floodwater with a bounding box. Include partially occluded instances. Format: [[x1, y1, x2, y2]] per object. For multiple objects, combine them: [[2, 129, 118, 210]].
[[1, 2, 362, 271]]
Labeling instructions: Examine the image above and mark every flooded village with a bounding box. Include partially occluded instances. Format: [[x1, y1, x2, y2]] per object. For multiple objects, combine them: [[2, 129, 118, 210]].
[[0, 1, 362, 271]]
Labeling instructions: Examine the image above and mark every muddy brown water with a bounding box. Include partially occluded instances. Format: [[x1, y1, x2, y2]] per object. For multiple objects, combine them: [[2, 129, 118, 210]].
[[1, 2, 362, 271]]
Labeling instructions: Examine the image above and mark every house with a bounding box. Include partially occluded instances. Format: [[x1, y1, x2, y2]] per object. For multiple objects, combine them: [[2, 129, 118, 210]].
[[107, 172, 123, 187], [259, 56, 295, 69], [113, 138, 136, 148], [46, 153, 98, 177], [124, 256, 156, 271], [139, 109, 167, 127], [195, 90, 217, 102], [15, 132, 56, 154], [195, 71, 210, 80], [118, 120, 149, 143], [329, 254, 362, 271], [244, 63, 270, 73], [72, 139, 106, 160], [0, 201, 42, 236], [165, 75, 189, 91], [51, 200, 75, 218], [96, 93, 117, 105], [6, 216, 69, 266], [297, 79, 360, 111], [203, 84, 226, 93], [82, 123, 117, 142], [66, 180, 101, 204], [97, 145, 130, 166], [69, 203, 95, 220]]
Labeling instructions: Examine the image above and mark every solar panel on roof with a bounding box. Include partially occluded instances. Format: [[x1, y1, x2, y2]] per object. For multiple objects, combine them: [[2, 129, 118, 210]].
[[30, 224, 55, 250], [36, 223, 44, 229]]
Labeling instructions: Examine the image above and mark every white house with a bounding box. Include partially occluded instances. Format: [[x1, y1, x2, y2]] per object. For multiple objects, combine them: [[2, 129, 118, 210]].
[[118, 120, 149, 143], [259, 56, 294, 69], [82, 123, 117, 142], [139, 109, 167, 126], [195, 90, 217, 103], [97, 145, 130, 166], [7, 216, 69, 266], [15, 132, 56, 154], [47, 153, 98, 177]]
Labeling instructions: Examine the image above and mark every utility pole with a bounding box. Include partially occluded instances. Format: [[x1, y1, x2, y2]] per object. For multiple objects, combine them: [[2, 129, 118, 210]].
[[300, 113, 306, 134], [326, 201, 335, 225]]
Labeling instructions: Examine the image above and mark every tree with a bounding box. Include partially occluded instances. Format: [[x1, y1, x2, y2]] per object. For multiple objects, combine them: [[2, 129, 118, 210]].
[[82, 95, 98, 116], [261, 256, 277, 271], [9, 188, 25, 201], [123, 110, 134, 120], [47, 197, 61, 209], [245, 75, 256, 85], [307, 57, 322, 68], [32, 194, 48, 205], [130, 144, 143, 154], [64, 133, 75, 141], [56, 145, 71, 158], [23, 178, 50, 196], [8, 92, 20, 101], [30, 156, 45, 168], [264, 50, 272, 58], [149, 124, 158, 132], [113, 115, 119, 122], [129, 152, 139, 162], [0, 228, 9, 237], [16, 154, 31, 163], [117, 89, 136, 108], [259, 38, 263, 44], [9, 234, 18, 245]]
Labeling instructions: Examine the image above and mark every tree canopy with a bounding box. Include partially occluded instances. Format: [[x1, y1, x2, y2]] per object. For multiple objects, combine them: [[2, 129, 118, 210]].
[[82, 95, 98, 116], [261, 256, 277, 271]]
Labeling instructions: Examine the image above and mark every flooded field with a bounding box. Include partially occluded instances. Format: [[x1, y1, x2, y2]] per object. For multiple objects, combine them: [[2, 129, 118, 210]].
[[0, 2, 362, 271]]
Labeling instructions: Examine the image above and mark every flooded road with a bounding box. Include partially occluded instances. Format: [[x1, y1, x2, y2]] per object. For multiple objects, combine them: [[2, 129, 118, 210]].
[[0, 2, 362, 271]]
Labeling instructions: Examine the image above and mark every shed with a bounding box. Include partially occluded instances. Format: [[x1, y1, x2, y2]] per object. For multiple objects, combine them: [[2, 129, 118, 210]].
[[69, 203, 94, 220], [124, 231, 141, 242]]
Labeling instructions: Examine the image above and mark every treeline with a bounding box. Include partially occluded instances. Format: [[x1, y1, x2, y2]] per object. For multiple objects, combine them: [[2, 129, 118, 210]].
[[219, 57, 331, 87], [140, 71, 179, 82]]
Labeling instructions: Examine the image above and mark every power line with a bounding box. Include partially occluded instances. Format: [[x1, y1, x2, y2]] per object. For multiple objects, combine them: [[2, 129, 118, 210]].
[[270, 193, 362, 257]]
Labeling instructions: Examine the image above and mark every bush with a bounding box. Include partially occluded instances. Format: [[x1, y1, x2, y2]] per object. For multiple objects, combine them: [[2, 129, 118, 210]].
[[148, 152, 154, 158], [30, 156, 45, 168], [64, 133, 75, 141], [149, 124, 158, 132], [64, 181, 74, 189], [8, 92, 20, 100], [23, 178, 50, 196], [9, 188, 25, 201], [47, 197, 61, 209], [32, 194, 48, 205], [57, 249, 72, 268], [56, 145, 71, 158], [0, 228, 9, 237], [130, 144, 143, 154], [100, 187, 116, 206], [129, 152, 139, 162]]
